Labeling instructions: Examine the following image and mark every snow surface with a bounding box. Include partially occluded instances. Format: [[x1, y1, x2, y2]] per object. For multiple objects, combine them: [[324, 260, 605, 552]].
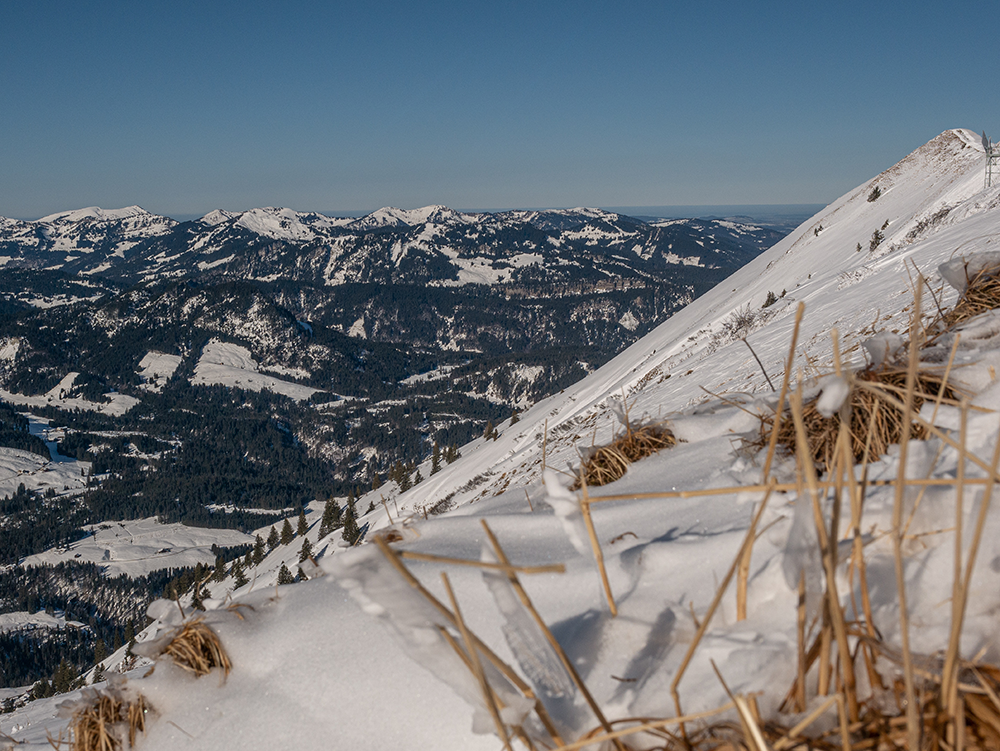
[[10, 129, 1000, 751], [0, 611, 86, 635], [20, 518, 253, 577], [35, 206, 151, 224], [137, 351, 183, 392], [191, 339, 320, 401], [0, 373, 139, 416]]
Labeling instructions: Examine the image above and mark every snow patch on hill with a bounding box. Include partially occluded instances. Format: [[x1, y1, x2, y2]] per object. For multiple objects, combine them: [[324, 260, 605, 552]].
[[21, 518, 254, 577], [35, 206, 151, 223], [137, 351, 183, 392], [0, 373, 139, 417], [192, 339, 321, 401]]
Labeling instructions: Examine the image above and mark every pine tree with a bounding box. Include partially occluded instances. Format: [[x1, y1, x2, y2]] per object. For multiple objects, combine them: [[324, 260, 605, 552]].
[[53, 659, 74, 694], [510, 408, 520, 424], [242, 551, 252, 569], [280, 518, 294, 545], [413, 469, 424, 485], [299, 537, 314, 563], [93, 639, 107, 665], [277, 563, 295, 585], [211, 553, 227, 582], [253, 534, 266, 566], [319, 498, 342, 538], [92, 663, 105, 684], [190, 581, 205, 611], [231, 559, 249, 588], [341, 502, 361, 546], [296, 508, 308, 537], [399, 469, 412, 492], [267, 525, 279, 550], [431, 442, 441, 475]]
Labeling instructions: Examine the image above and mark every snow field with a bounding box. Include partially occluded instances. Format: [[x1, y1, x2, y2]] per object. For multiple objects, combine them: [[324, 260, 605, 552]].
[[191, 339, 321, 401]]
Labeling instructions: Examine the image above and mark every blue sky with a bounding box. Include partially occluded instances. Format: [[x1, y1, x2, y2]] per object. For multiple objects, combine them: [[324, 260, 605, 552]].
[[2, 1, 998, 219]]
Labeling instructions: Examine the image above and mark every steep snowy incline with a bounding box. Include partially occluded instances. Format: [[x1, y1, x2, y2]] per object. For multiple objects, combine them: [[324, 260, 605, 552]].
[[374, 128, 998, 521]]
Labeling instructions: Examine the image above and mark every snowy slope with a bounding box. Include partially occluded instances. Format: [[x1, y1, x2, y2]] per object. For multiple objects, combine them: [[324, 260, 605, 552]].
[[8, 129, 1000, 751]]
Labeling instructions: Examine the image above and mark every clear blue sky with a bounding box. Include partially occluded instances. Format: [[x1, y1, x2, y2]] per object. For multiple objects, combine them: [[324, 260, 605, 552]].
[[2, 1, 997, 219]]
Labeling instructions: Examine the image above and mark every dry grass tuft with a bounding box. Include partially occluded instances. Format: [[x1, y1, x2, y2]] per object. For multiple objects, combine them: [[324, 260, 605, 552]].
[[163, 617, 231, 678], [573, 423, 676, 489], [762, 364, 956, 470], [942, 262, 1000, 328], [66, 691, 149, 751]]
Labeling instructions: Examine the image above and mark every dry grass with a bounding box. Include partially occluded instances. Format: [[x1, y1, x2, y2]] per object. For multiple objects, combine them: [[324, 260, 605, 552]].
[[761, 364, 957, 470], [162, 617, 231, 678], [572, 423, 676, 489], [65, 691, 149, 751], [941, 262, 1000, 328]]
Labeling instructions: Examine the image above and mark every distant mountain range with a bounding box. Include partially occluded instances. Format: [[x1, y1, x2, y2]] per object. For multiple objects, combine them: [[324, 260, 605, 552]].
[[0, 204, 783, 289], [0, 204, 786, 573]]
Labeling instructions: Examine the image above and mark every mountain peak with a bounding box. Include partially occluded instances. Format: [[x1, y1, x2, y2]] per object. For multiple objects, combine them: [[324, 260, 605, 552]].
[[36, 205, 151, 223]]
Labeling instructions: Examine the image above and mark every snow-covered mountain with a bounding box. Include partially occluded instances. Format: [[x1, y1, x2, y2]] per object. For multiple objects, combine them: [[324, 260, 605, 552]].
[[8, 129, 1000, 751], [0, 203, 780, 289]]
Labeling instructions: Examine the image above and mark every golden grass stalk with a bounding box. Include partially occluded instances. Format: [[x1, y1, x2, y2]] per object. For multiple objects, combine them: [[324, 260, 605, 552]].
[[440, 571, 514, 751], [578, 475, 618, 617], [162, 618, 231, 679], [670, 487, 773, 722], [66, 692, 149, 751], [480, 520, 625, 751], [372, 535, 566, 746]]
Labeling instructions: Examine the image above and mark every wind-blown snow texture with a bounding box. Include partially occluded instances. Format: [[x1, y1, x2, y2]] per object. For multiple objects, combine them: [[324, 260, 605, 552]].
[[7, 129, 1000, 750]]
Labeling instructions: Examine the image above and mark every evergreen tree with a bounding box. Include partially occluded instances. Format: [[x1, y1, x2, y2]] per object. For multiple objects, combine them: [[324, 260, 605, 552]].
[[53, 658, 74, 694], [277, 563, 295, 585], [510, 408, 520, 425], [319, 498, 342, 538], [92, 663, 105, 685], [431, 442, 441, 475], [267, 525, 279, 550], [296, 508, 308, 537], [211, 553, 227, 582], [252, 534, 266, 566], [93, 639, 107, 665], [190, 580, 205, 611], [341, 502, 360, 546], [399, 469, 412, 492], [280, 518, 294, 545], [231, 559, 249, 588], [298, 537, 314, 563], [242, 551, 253, 569], [413, 469, 423, 485]]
